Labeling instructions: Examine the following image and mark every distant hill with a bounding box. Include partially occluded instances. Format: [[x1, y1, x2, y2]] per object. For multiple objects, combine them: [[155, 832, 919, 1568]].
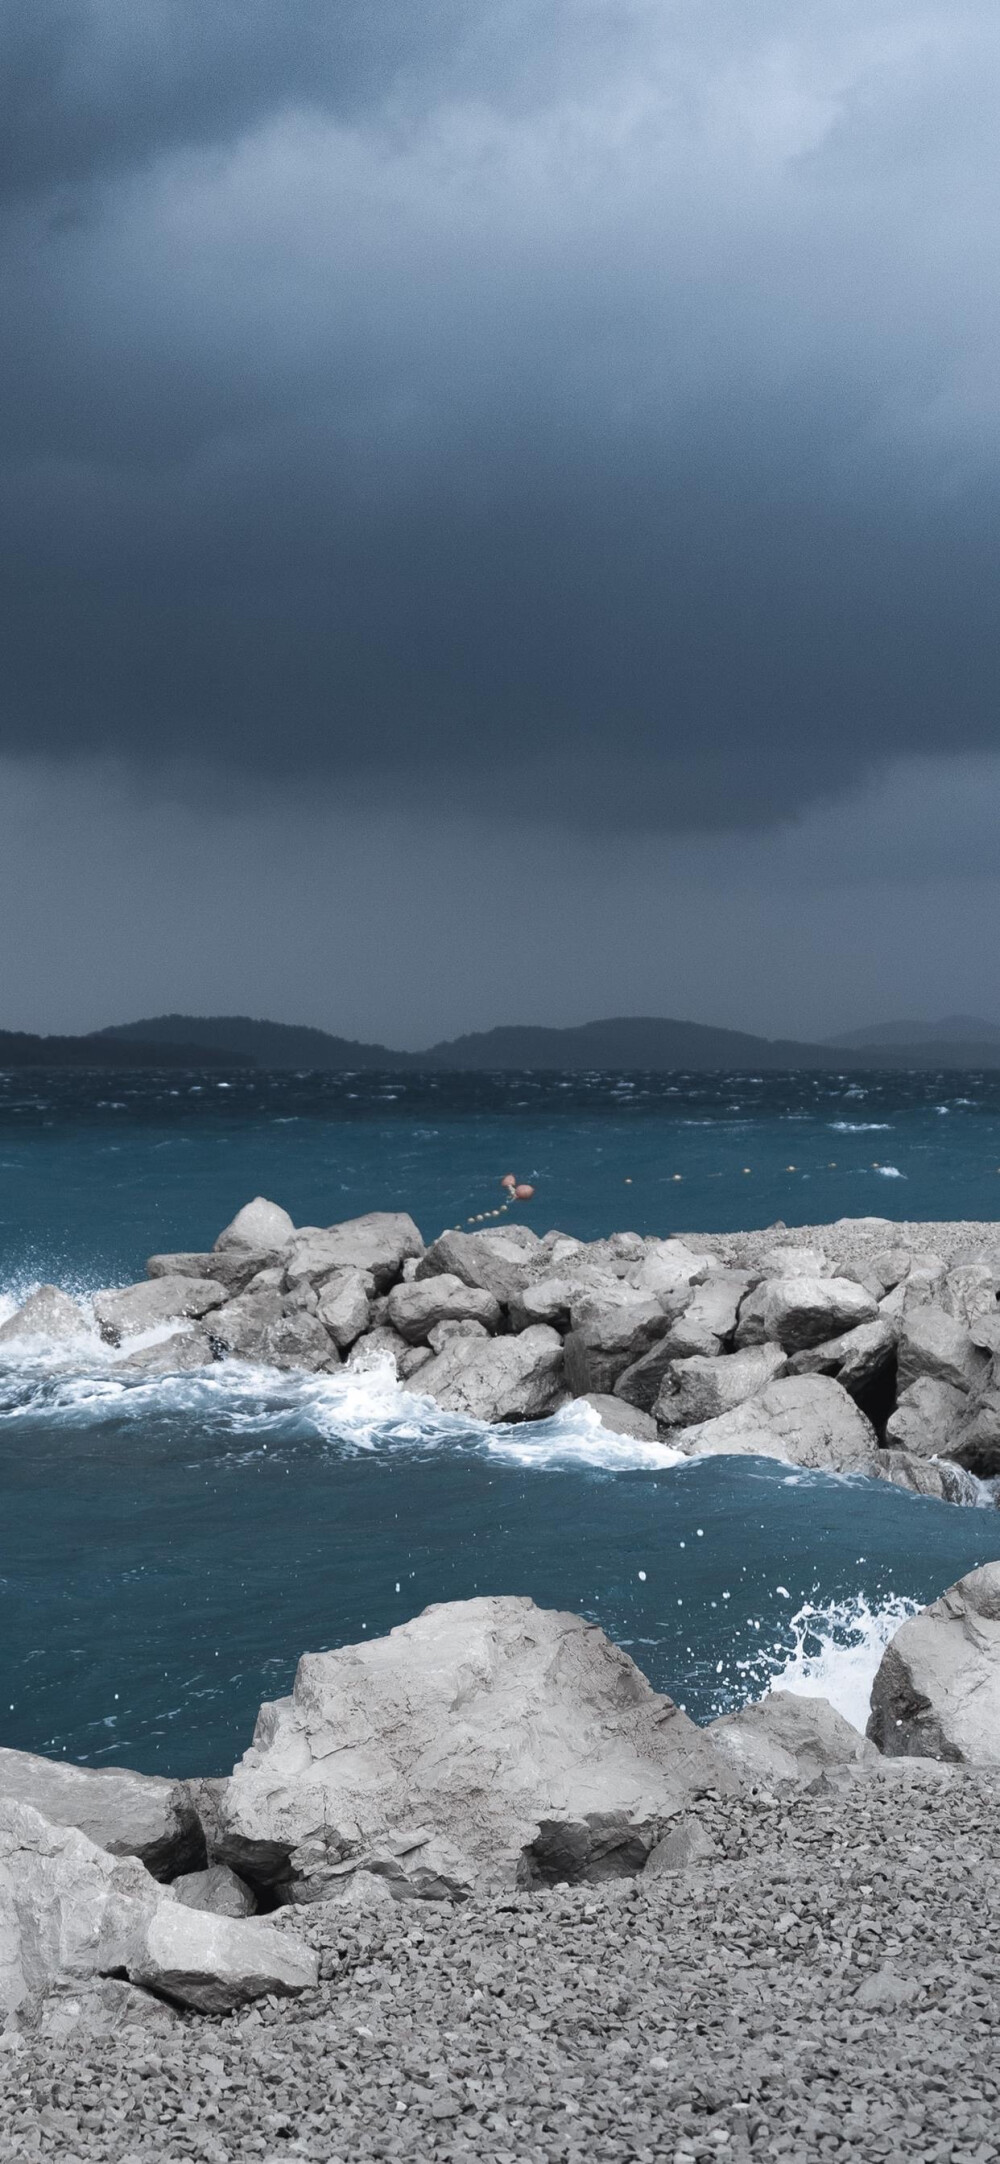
[[828, 1016, 1000, 1049], [0, 1030, 243, 1069], [421, 1017, 834, 1070], [99, 1014, 416, 1069], [8, 1011, 1000, 1072]]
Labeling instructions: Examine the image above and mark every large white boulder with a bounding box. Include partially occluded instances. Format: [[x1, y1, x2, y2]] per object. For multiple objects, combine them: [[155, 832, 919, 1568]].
[[212, 1597, 733, 1900], [758, 1276, 878, 1353], [896, 1304, 988, 1396], [673, 1374, 880, 1474], [884, 1375, 968, 1459], [0, 1749, 202, 1880], [661, 1273, 750, 1358], [214, 1196, 296, 1252], [413, 1326, 564, 1422], [283, 1212, 423, 1291], [708, 1693, 879, 1785], [415, 1225, 542, 1305], [868, 1563, 1000, 1761]]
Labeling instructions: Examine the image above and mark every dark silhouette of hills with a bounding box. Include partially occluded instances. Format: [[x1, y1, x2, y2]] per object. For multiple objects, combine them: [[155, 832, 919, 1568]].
[[0, 1029, 242, 1069], [88, 1011, 1000, 1070]]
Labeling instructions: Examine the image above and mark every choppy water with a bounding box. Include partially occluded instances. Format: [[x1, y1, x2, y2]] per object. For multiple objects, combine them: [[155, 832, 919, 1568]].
[[1, 1064, 999, 1777]]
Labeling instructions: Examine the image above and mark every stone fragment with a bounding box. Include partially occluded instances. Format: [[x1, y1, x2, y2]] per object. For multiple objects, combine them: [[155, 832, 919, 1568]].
[[124, 1899, 318, 2013], [896, 1304, 988, 1395], [214, 1196, 296, 1252], [582, 1394, 659, 1442], [868, 1563, 1000, 1760], [674, 1375, 880, 1474], [0, 1286, 89, 1349], [170, 1865, 257, 1917], [93, 1274, 227, 1343], [653, 1342, 786, 1429], [643, 1816, 718, 1874], [708, 1692, 878, 1785], [661, 1272, 750, 1357], [119, 1328, 215, 1374], [0, 1749, 203, 1880], [788, 1319, 897, 1395], [387, 1273, 501, 1343], [884, 1375, 969, 1458], [0, 1800, 161, 2020], [315, 1267, 371, 1349], [212, 1596, 733, 1900], [758, 1276, 878, 1353], [415, 1225, 542, 1304], [874, 1450, 981, 1505], [283, 1212, 423, 1291], [413, 1327, 564, 1422]]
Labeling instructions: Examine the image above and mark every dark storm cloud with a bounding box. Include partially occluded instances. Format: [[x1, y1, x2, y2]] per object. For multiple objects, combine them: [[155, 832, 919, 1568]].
[[2, 1, 999, 832]]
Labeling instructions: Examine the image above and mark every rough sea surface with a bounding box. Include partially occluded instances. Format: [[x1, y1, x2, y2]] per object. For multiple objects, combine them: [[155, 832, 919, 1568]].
[[2, 1065, 999, 1778]]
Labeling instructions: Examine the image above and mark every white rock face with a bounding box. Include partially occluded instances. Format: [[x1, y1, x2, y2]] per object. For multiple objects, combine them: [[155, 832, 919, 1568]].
[[673, 1375, 880, 1474], [415, 1226, 542, 1305], [213, 1597, 734, 1899], [0, 1750, 201, 1880], [0, 1286, 89, 1349], [283, 1213, 424, 1291], [0, 1799, 317, 2023], [884, 1375, 968, 1458], [387, 1273, 502, 1343], [759, 1276, 878, 1353], [315, 1268, 371, 1349], [708, 1693, 879, 1785], [414, 1326, 565, 1422], [214, 1197, 296, 1252], [654, 1343, 786, 1429], [662, 1273, 750, 1357], [868, 1563, 1000, 1762]]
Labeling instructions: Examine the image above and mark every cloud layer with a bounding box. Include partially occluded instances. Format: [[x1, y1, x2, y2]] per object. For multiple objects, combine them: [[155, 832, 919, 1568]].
[[4, 0, 999, 834]]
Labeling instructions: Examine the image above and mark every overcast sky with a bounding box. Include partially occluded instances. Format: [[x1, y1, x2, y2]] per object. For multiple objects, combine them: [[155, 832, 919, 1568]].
[[3, 0, 999, 1042]]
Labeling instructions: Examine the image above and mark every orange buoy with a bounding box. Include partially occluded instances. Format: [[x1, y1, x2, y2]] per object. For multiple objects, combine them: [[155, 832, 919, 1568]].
[[514, 1182, 534, 1200], [500, 1173, 517, 1193]]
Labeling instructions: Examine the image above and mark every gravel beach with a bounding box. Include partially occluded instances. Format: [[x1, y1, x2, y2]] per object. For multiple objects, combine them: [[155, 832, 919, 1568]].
[[4, 1767, 1000, 2164]]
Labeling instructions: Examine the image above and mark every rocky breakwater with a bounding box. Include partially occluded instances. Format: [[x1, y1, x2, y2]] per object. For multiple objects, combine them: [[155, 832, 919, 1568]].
[[5, 1199, 1000, 1493]]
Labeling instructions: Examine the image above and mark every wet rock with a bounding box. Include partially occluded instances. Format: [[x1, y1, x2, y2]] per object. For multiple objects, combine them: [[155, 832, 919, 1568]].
[[119, 1328, 216, 1374], [653, 1342, 786, 1429], [283, 1212, 423, 1292], [0, 1286, 89, 1349], [674, 1374, 880, 1473], [93, 1274, 227, 1343], [171, 1865, 257, 1917], [387, 1273, 502, 1343], [0, 1749, 203, 1880], [212, 1596, 732, 1900], [582, 1394, 659, 1442], [708, 1692, 878, 1785], [208, 1290, 335, 1370], [874, 1449, 982, 1505], [868, 1562, 1000, 1760], [896, 1303, 988, 1395], [214, 1196, 296, 1252], [399, 1343, 434, 1377], [346, 1324, 411, 1375], [944, 1382, 1000, 1477], [413, 1326, 564, 1422]]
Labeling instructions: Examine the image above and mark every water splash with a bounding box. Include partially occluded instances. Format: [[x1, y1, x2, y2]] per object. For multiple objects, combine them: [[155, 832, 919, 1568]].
[[746, 1593, 919, 1734]]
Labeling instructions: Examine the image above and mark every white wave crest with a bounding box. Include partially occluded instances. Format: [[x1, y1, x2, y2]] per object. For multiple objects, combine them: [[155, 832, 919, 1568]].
[[755, 1593, 919, 1734], [828, 1121, 892, 1132]]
